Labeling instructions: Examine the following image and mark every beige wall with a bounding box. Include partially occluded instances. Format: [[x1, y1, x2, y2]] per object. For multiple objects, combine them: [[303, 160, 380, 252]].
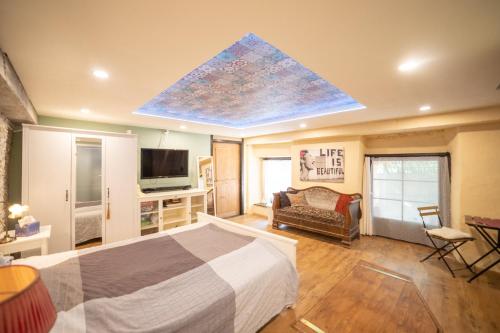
[[364, 129, 453, 155], [246, 130, 452, 211], [245, 108, 500, 271], [448, 124, 500, 270]]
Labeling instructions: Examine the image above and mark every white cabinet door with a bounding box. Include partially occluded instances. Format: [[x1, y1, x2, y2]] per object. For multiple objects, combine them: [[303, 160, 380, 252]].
[[24, 129, 72, 253], [104, 136, 138, 243]]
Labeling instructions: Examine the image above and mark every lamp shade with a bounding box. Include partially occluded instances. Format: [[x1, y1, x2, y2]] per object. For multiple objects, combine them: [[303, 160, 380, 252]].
[[0, 265, 56, 333]]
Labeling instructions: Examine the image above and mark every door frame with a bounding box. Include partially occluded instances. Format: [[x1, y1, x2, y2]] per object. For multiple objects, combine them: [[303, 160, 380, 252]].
[[211, 136, 244, 216], [196, 155, 216, 216]]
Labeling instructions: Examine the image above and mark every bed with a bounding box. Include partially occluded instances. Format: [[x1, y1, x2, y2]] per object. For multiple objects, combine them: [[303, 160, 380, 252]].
[[14, 213, 298, 333], [74, 201, 102, 245]]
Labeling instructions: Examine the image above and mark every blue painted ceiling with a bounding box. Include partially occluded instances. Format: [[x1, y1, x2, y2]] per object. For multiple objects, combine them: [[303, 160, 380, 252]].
[[136, 33, 364, 128]]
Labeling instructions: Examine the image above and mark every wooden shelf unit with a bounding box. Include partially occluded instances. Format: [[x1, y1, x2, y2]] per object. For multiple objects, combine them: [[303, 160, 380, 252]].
[[137, 188, 208, 236]]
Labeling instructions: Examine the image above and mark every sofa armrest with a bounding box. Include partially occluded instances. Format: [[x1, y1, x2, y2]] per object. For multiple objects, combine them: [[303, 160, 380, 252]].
[[350, 198, 362, 220], [344, 198, 362, 231], [272, 193, 281, 214]]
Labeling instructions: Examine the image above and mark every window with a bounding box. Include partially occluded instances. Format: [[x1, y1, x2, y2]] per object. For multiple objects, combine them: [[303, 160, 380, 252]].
[[262, 158, 291, 206], [372, 158, 440, 224]]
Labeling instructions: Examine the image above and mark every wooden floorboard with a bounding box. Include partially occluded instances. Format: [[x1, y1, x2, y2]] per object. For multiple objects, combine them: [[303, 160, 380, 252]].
[[229, 215, 500, 333], [293, 260, 441, 333]]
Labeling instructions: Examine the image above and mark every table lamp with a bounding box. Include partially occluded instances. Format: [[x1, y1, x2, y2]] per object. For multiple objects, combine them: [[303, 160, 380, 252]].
[[0, 265, 56, 333], [8, 204, 28, 220], [1, 204, 29, 243], [0, 204, 27, 244]]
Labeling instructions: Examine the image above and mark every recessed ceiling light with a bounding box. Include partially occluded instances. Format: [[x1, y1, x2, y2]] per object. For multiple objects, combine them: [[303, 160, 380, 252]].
[[419, 105, 431, 112], [398, 59, 421, 72], [299, 123, 307, 128], [179, 125, 187, 130], [80, 108, 91, 114], [92, 69, 109, 79]]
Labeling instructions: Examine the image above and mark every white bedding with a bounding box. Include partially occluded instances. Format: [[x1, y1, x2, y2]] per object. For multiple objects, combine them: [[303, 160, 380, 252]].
[[15, 218, 299, 333]]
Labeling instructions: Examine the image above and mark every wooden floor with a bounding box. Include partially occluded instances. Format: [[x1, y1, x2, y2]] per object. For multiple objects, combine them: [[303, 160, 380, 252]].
[[294, 261, 441, 333], [229, 215, 500, 333], [75, 238, 102, 250]]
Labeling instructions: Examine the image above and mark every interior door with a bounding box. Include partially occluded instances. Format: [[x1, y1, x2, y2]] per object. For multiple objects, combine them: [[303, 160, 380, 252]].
[[213, 142, 241, 218], [104, 135, 138, 243], [24, 128, 72, 253]]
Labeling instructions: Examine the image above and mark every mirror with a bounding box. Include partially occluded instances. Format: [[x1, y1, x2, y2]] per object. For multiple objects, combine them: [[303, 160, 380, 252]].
[[197, 156, 215, 215], [74, 137, 103, 249]]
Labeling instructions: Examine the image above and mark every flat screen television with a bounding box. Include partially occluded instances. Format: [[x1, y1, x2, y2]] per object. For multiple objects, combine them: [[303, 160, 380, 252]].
[[141, 148, 189, 179]]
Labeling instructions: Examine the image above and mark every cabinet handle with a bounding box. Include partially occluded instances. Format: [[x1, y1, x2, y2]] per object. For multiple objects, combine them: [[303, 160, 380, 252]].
[[65, 190, 69, 202], [106, 187, 111, 220]]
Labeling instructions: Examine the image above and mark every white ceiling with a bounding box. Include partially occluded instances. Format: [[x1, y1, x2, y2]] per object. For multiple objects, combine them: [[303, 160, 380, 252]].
[[0, 0, 499, 137]]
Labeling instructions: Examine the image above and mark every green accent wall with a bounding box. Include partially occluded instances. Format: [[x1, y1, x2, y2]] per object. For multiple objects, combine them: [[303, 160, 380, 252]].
[[8, 116, 211, 203]]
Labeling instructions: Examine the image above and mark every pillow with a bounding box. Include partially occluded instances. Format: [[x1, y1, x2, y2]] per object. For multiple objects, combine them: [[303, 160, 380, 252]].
[[279, 191, 292, 207], [304, 189, 339, 211], [287, 191, 308, 207], [335, 194, 353, 215]]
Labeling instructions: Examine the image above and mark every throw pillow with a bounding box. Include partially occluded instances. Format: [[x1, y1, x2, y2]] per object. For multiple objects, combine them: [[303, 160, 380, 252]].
[[287, 191, 308, 207], [335, 194, 353, 215], [279, 191, 291, 207]]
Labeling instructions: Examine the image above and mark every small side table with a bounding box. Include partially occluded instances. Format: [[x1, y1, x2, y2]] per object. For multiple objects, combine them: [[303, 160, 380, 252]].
[[465, 216, 500, 283], [0, 225, 51, 256]]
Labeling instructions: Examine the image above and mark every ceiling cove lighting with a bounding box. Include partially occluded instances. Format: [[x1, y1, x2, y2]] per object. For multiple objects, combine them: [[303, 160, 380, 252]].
[[92, 69, 109, 79], [398, 59, 422, 72], [419, 105, 431, 112], [299, 123, 307, 128], [80, 108, 91, 114], [135, 33, 364, 129]]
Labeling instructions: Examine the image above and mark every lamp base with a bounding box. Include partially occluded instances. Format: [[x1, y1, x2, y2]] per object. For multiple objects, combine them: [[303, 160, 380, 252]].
[[0, 234, 15, 244]]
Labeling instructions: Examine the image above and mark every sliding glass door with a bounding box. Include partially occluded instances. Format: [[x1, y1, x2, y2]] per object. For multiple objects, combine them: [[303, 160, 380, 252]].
[[370, 156, 450, 245]]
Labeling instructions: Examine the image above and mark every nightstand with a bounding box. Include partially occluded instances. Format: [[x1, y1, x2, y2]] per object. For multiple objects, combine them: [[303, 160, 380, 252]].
[[0, 225, 51, 256]]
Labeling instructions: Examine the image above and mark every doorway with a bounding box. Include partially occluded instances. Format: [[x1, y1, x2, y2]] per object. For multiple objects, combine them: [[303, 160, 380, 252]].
[[212, 140, 242, 218]]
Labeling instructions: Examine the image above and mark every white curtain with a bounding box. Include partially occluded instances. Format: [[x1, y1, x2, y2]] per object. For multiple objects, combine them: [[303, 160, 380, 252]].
[[361, 156, 374, 235], [369, 155, 451, 245], [438, 157, 451, 227]]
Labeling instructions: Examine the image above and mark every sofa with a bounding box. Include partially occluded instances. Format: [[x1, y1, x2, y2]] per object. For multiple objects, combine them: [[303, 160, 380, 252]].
[[272, 186, 362, 246]]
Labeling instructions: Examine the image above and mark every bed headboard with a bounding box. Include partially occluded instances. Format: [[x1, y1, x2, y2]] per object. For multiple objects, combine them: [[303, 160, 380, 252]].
[[197, 213, 298, 268]]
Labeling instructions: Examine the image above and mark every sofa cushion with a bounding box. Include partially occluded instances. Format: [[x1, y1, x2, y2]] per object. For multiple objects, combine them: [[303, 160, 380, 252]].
[[287, 191, 308, 207], [279, 191, 291, 207], [303, 187, 339, 211], [276, 205, 345, 226]]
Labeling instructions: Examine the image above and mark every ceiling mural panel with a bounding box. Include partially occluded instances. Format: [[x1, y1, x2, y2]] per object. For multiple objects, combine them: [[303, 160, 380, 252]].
[[136, 33, 364, 128]]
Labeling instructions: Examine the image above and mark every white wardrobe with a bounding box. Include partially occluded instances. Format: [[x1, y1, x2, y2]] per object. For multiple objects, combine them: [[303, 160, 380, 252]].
[[22, 124, 138, 253]]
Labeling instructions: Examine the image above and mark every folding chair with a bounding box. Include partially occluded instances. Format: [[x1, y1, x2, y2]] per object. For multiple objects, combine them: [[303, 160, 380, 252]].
[[418, 206, 474, 277]]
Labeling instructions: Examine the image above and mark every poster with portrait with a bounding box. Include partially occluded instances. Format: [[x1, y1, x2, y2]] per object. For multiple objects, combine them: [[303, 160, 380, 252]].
[[299, 148, 345, 182]]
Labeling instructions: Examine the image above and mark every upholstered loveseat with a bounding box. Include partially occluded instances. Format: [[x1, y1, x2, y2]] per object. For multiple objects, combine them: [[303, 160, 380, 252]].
[[272, 186, 362, 246]]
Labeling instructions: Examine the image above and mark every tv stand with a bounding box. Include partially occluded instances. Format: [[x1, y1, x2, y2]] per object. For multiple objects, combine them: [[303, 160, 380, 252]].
[[142, 185, 192, 193], [137, 188, 207, 236]]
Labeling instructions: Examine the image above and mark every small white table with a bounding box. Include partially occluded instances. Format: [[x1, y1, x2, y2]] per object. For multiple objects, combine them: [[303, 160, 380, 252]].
[[0, 225, 51, 256]]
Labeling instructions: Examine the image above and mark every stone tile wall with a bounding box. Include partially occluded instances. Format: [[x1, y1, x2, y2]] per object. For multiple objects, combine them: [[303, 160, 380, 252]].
[[0, 112, 11, 233]]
